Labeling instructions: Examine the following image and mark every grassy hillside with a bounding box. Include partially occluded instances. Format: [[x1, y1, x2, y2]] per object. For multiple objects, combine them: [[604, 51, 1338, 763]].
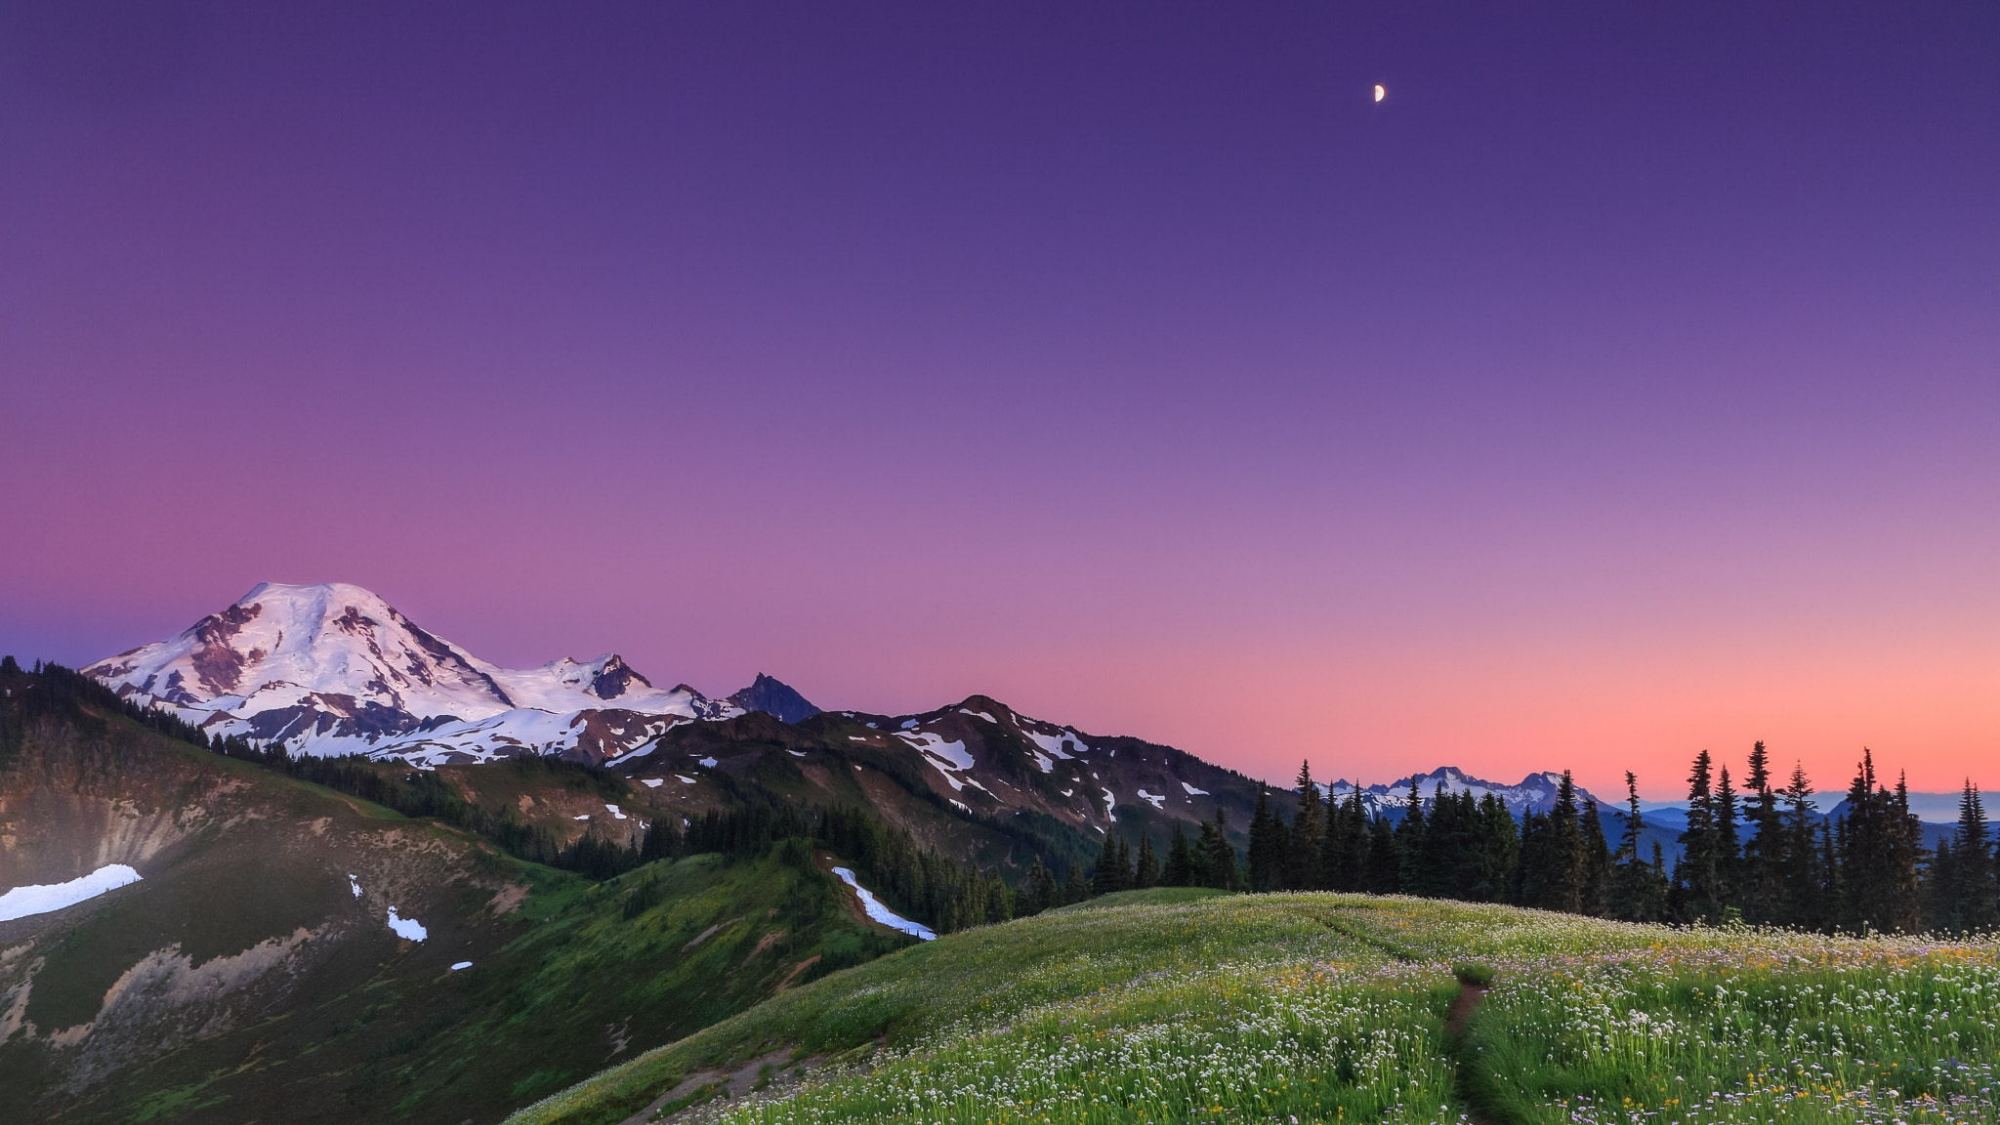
[[514, 892, 2000, 1125], [0, 677, 909, 1124]]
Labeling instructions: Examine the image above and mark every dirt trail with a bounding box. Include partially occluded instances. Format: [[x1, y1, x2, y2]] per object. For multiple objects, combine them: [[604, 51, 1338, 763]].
[[1445, 979, 1489, 1038], [1444, 976, 1501, 1125]]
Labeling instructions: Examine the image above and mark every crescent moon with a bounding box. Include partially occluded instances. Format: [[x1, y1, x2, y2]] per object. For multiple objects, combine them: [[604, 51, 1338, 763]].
[[1373, 84, 1386, 103]]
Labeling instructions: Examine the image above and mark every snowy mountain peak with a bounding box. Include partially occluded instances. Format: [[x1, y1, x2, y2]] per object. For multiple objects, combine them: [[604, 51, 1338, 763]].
[[91, 580, 512, 718], [1325, 766, 1600, 817], [87, 583, 738, 764]]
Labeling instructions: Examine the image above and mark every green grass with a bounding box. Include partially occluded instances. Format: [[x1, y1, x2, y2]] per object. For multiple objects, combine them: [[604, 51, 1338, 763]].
[[513, 895, 2000, 1125]]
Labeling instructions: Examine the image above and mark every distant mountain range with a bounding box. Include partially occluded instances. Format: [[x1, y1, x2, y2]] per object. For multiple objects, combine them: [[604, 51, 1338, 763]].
[[81, 582, 1972, 874], [82, 582, 1280, 849], [1327, 766, 1605, 818]]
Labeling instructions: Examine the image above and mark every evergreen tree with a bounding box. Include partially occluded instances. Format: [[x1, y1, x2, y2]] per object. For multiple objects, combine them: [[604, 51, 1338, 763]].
[[1197, 811, 1238, 889], [1321, 791, 1368, 891], [1472, 793, 1519, 902], [1093, 835, 1131, 895], [1512, 810, 1547, 906], [1246, 786, 1285, 891], [1837, 751, 1922, 933], [1133, 834, 1161, 890], [1778, 764, 1821, 929], [1674, 749, 1724, 922], [1163, 826, 1195, 887], [1394, 777, 1427, 892], [1022, 856, 1057, 915], [1062, 864, 1091, 906], [1715, 766, 1741, 914], [1609, 772, 1664, 921], [1889, 773, 1925, 933], [1364, 814, 1401, 893], [1288, 760, 1323, 889], [1928, 836, 1958, 933], [1515, 772, 1586, 912], [1579, 798, 1611, 917], [1740, 741, 1782, 923], [1946, 783, 1997, 932]]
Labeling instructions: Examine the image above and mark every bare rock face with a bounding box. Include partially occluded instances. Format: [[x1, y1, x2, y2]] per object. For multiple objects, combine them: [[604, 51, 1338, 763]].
[[727, 674, 821, 724]]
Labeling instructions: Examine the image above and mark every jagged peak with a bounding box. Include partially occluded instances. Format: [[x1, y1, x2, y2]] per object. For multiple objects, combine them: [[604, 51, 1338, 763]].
[[728, 674, 821, 723]]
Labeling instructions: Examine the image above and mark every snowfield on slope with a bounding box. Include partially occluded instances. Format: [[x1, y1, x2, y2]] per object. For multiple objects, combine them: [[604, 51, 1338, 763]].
[[830, 867, 935, 941], [0, 864, 143, 922]]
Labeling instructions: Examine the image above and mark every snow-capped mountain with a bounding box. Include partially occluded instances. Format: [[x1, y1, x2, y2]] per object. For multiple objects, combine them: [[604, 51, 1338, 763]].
[[1325, 766, 1604, 818], [83, 581, 1275, 839], [86, 582, 740, 763]]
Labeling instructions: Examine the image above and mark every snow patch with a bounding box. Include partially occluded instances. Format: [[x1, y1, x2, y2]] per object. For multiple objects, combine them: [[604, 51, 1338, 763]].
[[1022, 726, 1085, 760], [1181, 781, 1210, 797], [676, 775, 697, 785], [347, 873, 363, 898], [830, 866, 935, 941], [1136, 789, 1165, 809], [450, 961, 473, 971], [639, 778, 664, 788], [605, 803, 627, 820], [0, 864, 142, 922], [386, 907, 427, 942], [958, 708, 998, 723], [697, 756, 719, 768]]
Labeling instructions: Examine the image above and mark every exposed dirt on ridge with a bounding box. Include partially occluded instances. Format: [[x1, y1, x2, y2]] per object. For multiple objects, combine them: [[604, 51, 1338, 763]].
[[623, 1047, 822, 1125]]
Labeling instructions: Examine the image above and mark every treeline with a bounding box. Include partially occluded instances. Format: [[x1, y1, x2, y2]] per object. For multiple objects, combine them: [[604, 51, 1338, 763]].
[[1085, 747, 2000, 937], [1, 658, 233, 756], [1659, 743, 1997, 935]]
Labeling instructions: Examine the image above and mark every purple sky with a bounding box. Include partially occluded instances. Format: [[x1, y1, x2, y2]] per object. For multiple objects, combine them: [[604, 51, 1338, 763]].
[[5, 3, 1997, 796]]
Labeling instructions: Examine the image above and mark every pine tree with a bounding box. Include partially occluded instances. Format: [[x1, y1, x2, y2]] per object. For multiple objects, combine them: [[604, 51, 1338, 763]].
[[1246, 786, 1285, 892], [1674, 749, 1724, 922], [1092, 834, 1129, 895], [1022, 856, 1057, 915], [1947, 783, 1997, 932], [1779, 764, 1821, 929], [1288, 760, 1323, 889], [1715, 766, 1741, 915], [1365, 814, 1401, 893], [1133, 834, 1161, 890], [1322, 791, 1368, 891], [1163, 826, 1195, 887], [1473, 793, 1519, 903], [1551, 771, 1587, 913], [1609, 772, 1658, 921], [1394, 777, 1427, 893], [1928, 836, 1958, 933], [1579, 798, 1611, 917], [1740, 741, 1782, 923], [1512, 810, 1546, 906], [1197, 811, 1238, 890], [1837, 750, 1922, 933], [1062, 864, 1091, 905], [1889, 773, 1925, 933]]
